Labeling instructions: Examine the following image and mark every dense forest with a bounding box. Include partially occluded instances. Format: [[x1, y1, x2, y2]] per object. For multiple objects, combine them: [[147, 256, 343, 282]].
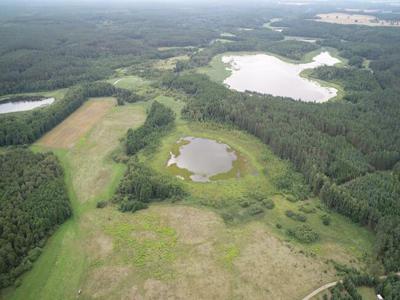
[[0, 149, 71, 288], [112, 158, 186, 213], [0, 4, 286, 95]]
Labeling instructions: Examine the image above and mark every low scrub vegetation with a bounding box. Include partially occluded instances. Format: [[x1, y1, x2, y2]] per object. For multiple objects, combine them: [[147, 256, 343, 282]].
[[286, 224, 320, 243]]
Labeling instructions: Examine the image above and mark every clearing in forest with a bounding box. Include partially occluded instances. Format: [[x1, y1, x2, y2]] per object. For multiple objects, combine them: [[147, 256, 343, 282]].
[[37, 98, 115, 148]]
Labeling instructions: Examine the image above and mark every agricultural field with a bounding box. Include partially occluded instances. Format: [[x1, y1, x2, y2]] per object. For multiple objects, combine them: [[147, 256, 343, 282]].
[[315, 13, 400, 27], [37, 98, 116, 149]]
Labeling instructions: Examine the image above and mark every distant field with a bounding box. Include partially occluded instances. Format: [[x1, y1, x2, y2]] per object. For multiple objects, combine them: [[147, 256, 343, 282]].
[[108, 75, 150, 90], [315, 13, 400, 27], [37, 98, 115, 148], [153, 55, 190, 70]]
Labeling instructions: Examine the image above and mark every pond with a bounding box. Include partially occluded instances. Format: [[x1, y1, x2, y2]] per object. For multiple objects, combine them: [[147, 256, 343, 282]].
[[0, 98, 55, 114], [167, 137, 240, 182], [222, 51, 340, 102]]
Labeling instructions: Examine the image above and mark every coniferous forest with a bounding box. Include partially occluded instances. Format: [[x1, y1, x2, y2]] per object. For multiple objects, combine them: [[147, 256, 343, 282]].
[[0, 149, 71, 287]]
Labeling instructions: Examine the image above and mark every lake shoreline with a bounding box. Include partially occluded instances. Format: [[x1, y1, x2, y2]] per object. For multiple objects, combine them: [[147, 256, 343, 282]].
[[221, 51, 341, 102]]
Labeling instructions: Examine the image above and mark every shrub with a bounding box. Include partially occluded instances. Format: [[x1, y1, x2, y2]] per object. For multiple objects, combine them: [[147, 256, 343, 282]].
[[321, 214, 332, 226], [96, 200, 108, 208], [299, 204, 316, 214], [286, 195, 298, 202], [247, 204, 264, 216], [287, 225, 320, 243], [27, 248, 42, 262], [285, 210, 307, 222], [239, 198, 252, 208], [262, 198, 275, 209]]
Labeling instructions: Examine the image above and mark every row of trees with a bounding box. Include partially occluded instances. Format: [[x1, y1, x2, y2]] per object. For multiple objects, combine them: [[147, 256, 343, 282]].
[[0, 149, 71, 288], [126, 101, 175, 155], [0, 82, 141, 146], [113, 101, 185, 212]]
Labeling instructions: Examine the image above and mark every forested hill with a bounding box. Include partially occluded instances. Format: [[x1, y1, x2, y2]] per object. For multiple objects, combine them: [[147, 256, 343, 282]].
[[0, 149, 72, 288]]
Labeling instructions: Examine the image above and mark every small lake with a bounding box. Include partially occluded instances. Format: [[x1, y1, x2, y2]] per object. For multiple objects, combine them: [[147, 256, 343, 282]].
[[167, 137, 238, 182], [222, 51, 340, 102], [0, 98, 55, 114]]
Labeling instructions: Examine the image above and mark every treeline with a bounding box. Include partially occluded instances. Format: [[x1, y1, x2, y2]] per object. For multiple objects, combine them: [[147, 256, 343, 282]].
[[274, 18, 400, 91], [162, 73, 400, 271], [126, 101, 175, 155], [112, 158, 186, 213], [111, 101, 184, 213], [327, 265, 400, 300], [0, 82, 143, 146], [0, 149, 71, 288], [177, 38, 319, 72]]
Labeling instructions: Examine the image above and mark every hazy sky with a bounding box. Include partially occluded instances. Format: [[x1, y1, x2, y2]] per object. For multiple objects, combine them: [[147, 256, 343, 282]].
[[1, 0, 398, 7]]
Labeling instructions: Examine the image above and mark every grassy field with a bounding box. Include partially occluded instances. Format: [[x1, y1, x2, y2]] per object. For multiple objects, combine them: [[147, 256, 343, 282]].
[[153, 55, 190, 70], [1, 94, 377, 300], [37, 98, 116, 149], [107, 75, 151, 90]]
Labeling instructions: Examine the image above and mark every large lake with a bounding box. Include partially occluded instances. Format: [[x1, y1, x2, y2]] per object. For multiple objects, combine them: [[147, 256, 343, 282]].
[[0, 98, 55, 114], [222, 51, 340, 102], [167, 137, 238, 182]]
